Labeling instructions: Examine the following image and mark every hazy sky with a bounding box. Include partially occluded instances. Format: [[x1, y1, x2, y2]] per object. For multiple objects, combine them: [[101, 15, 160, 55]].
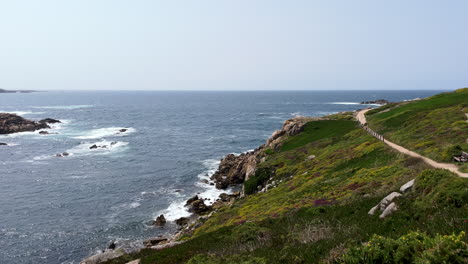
[[1, 1, 467, 91]]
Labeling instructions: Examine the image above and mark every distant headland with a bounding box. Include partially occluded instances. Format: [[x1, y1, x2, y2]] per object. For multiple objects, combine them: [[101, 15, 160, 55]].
[[0, 88, 37, 93]]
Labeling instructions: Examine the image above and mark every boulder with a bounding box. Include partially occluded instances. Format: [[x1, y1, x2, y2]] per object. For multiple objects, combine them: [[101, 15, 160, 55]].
[[187, 199, 210, 214], [80, 248, 126, 264], [400, 179, 415, 193], [125, 260, 141, 264], [307, 155, 316, 160], [379, 202, 398, 219], [89, 144, 98, 149], [368, 205, 379, 215], [108, 241, 116, 250], [152, 214, 166, 226], [378, 192, 401, 211], [143, 237, 167, 247], [175, 217, 189, 226], [185, 195, 200, 205], [219, 193, 230, 202], [38, 130, 49, 135]]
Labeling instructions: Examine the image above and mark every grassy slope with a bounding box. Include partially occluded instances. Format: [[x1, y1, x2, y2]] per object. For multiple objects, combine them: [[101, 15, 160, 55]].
[[106, 94, 468, 264], [366, 88, 468, 166]]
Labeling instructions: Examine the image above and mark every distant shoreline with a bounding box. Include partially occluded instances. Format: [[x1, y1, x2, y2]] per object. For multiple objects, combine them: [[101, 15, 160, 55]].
[[0, 88, 37, 93]]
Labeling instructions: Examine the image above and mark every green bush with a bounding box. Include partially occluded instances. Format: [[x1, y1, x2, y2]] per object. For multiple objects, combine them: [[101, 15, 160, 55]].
[[244, 168, 271, 195], [338, 232, 467, 264]]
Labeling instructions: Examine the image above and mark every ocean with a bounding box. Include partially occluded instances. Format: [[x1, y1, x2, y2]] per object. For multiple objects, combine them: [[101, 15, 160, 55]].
[[0, 90, 444, 263]]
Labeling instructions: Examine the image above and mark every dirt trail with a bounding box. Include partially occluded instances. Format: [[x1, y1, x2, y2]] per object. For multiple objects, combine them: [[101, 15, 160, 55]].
[[356, 109, 468, 178]]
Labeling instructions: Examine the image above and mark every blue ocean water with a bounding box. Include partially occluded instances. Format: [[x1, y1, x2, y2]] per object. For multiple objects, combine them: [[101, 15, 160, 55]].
[[0, 90, 444, 263]]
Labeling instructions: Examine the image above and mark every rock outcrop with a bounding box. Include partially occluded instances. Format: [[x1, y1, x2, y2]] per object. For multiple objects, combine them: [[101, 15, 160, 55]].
[[186, 196, 211, 214], [399, 179, 415, 193], [211, 116, 313, 189], [80, 248, 126, 264], [143, 237, 168, 247], [0, 113, 60, 134], [152, 215, 166, 226]]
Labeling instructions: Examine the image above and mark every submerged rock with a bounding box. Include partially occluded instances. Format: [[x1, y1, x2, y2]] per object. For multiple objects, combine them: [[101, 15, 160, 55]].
[[38, 130, 49, 135], [89, 144, 98, 149], [0, 142, 7, 146]]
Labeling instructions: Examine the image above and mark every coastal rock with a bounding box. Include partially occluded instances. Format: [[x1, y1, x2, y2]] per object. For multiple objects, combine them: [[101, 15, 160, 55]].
[[108, 242, 116, 250], [143, 237, 168, 247], [0, 142, 7, 146], [152, 214, 166, 226], [175, 217, 189, 226], [150, 241, 185, 250], [219, 193, 230, 202], [90, 144, 98, 149], [400, 179, 415, 193], [80, 248, 126, 264], [0, 113, 51, 134], [379, 202, 398, 219], [39, 130, 49, 135], [119, 128, 127, 133], [211, 152, 258, 189], [187, 199, 211, 214]]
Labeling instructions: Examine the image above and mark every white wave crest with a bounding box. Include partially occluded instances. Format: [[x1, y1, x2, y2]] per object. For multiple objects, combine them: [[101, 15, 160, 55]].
[[73, 127, 136, 139], [65, 140, 129, 156], [33, 105, 93, 110]]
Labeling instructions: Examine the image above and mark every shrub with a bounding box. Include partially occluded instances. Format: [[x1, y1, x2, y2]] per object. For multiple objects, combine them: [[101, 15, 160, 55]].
[[338, 232, 467, 264], [244, 168, 271, 195]]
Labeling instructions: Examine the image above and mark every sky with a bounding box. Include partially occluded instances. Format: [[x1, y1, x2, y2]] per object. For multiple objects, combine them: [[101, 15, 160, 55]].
[[0, 0, 467, 91]]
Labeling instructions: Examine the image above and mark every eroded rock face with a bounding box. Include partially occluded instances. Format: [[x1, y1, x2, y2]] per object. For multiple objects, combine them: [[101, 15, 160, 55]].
[[211, 116, 313, 189], [211, 152, 258, 189]]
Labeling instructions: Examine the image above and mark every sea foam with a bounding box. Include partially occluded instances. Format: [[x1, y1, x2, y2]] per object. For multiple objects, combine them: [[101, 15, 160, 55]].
[[73, 127, 136, 140]]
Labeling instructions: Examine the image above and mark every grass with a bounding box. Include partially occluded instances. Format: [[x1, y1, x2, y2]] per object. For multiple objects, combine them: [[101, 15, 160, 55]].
[[280, 120, 357, 152], [366, 88, 468, 162]]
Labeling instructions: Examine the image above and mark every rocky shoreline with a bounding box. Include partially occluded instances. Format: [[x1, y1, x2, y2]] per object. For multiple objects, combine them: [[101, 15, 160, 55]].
[[80, 116, 316, 264], [0, 113, 60, 135]]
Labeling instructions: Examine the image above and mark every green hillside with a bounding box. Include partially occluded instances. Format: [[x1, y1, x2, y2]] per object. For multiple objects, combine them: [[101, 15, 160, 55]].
[[105, 90, 468, 264], [366, 88, 468, 169]]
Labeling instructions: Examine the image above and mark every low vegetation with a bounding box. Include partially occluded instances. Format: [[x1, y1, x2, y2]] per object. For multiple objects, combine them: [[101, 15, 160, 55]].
[[105, 89, 468, 264], [366, 88, 468, 163]]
